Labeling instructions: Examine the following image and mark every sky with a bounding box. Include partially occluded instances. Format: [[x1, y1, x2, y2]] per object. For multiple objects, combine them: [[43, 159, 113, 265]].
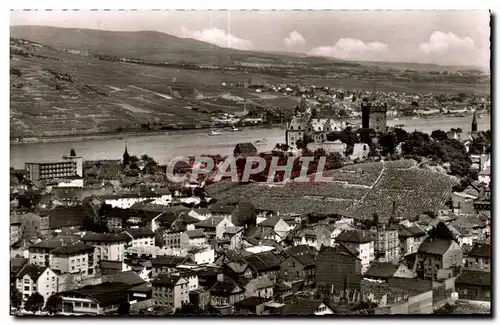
[[10, 10, 491, 67]]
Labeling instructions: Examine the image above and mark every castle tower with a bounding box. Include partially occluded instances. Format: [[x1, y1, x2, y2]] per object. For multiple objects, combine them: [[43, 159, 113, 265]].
[[472, 110, 478, 134], [370, 102, 388, 133]]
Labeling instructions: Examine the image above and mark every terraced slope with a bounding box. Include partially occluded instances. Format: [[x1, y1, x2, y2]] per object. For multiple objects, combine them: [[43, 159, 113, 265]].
[[207, 159, 458, 219]]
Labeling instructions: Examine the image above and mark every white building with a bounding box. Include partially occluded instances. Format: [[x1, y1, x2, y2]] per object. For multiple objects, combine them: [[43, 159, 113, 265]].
[[16, 265, 59, 304], [82, 232, 131, 261], [124, 227, 155, 248], [180, 230, 208, 249]]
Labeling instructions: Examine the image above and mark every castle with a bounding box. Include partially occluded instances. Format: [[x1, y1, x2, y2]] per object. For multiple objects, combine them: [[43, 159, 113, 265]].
[[285, 114, 347, 150]]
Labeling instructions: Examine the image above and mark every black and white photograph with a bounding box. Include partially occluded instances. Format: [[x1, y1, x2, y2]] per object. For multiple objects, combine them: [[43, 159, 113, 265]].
[[8, 9, 491, 316]]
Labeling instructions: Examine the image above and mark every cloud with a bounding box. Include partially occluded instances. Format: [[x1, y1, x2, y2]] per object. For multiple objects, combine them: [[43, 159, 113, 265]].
[[418, 31, 488, 65], [308, 38, 389, 61], [420, 31, 477, 55], [180, 26, 253, 50], [284, 31, 306, 48]]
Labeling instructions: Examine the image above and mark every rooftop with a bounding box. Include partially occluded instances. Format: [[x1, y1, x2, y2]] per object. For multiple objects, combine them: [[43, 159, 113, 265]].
[[467, 242, 491, 258], [125, 227, 155, 238], [51, 242, 95, 255]]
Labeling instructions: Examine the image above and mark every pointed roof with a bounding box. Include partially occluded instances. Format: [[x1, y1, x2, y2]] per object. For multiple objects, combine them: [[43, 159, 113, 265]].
[[16, 264, 48, 280]]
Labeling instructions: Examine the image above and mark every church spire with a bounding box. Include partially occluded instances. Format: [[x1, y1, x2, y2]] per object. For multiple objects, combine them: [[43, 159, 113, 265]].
[[472, 110, 478, 134], [123, 142, 130, 166]]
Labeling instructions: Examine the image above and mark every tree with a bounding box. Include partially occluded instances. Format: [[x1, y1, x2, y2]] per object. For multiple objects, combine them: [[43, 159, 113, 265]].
[[25, 292, 44, 314], [44, 294, 63, 315], [117, 302, 130, 315], [10, 288, 22, 310], [175, 303, 204, 315], [431, 130, 448, 141], [378, 133, 397, 156], [129, 155, 139, 164], [393, 127, 409, 144], [141, 154, 150, 162], [359, 128, 375, 146]]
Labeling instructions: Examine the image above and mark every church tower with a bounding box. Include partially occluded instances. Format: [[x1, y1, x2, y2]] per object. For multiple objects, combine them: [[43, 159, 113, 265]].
[[472, 110, 478, 134], [123, 142, 130, 166]]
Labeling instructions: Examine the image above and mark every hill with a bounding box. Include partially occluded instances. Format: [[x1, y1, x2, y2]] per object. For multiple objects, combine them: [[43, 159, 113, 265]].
[[9, 26, 490, 138]]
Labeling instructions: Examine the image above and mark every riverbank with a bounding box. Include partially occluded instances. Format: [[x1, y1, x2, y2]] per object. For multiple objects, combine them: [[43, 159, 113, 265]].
[[10, 124, 286, 145]]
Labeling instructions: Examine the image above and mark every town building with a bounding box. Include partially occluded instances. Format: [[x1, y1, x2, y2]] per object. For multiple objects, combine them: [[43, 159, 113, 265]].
[[373, 223, 400, 262], [465, 242, 491, 271], [50, 243, 97, 278], [25, 150, 83, 187], [16, 264, 59, 303], [124, 227, 155, 248], [335, 230, 375, 274], [279, 253, 316, 287], [82, 232, 131, 261], [58, 282, 131, 315], [455, 269, 491, 301], [315, 246, 362, 301], [180, 230, 208, 249], [152, 274, 190, 313], [417, 237, 463, 280]]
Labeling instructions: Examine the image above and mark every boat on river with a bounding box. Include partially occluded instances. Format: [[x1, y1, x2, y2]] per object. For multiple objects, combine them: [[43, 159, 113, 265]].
[[207, 130, 222, 136]]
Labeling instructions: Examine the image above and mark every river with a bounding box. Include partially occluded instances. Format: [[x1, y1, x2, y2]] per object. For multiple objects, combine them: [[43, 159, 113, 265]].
[[10, 115, 490, 169]]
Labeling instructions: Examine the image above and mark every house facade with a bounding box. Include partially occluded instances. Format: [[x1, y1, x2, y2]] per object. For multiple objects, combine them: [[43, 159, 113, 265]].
[[152, 274, 190, 313], [16, 264, 59, 303]]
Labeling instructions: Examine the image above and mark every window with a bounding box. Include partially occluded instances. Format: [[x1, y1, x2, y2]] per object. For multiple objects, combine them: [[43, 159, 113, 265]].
[[24, 286, 29, 291]]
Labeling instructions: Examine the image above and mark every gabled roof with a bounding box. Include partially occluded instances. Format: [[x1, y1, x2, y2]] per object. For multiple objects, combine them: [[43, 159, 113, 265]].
[[209, 278, 245, 296], [100, 260, 123, 270], [102, 270, 145, 286], [226, 261, 249, 274], [29, 240, 64, 250], [38, 206, 88, 229], [16, 264, 48, 280], [336, 230, 373, 244], [82, 232, 131, 242], [151, 255, 193, 267], [66, 282, 131, 306], [365, 262, 400, 279], [51, 243, 95, 255], [195, 216, 225, 229], [285, 245, 317, 257], [125, 227, 154, 238], [259, 217, 283, 228], [292, 253, 316, 267], [335, 242, 359, 257], [418, 238, 454, 255], [244, 251, 282, 272], [184, 229, 207, 239], [234, 296, 271, 308], [467, 243, 491, 258], [456, 269, 491, 286], [153, 273, 185, 287], [246, 277, 274, 290], [10, 257, 28, 275]]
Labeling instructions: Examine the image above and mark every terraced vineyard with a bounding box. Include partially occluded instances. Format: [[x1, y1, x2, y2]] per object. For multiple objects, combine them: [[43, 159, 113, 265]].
[[208, 159, 457, 219], [321, 161, 385, 186], [351, 167, 459, 221]]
